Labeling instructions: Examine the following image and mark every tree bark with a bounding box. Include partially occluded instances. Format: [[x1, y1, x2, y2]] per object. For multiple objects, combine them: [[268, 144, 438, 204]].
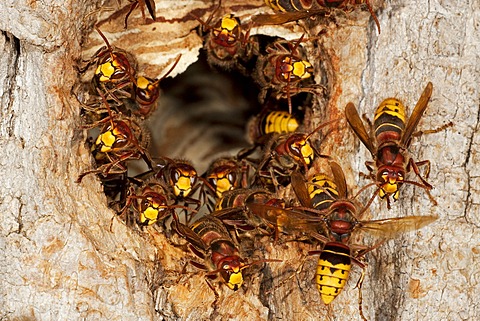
[[0, 0, 478, 320]]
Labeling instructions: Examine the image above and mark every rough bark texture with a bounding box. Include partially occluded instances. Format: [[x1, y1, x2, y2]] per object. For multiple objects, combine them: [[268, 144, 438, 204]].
[[0, 0, 478, 321]]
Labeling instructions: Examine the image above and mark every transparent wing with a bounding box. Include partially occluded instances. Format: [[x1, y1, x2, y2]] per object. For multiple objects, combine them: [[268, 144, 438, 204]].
[[247, 203, 325, 233], [173, 217, 208, 251], [329, 161, 348, 199], [291, 171, 312, 208], [401, 82, 433, 147], [251, 10, 322, 25], [345, 102, 375, 155], [358, 215, 437, 238]]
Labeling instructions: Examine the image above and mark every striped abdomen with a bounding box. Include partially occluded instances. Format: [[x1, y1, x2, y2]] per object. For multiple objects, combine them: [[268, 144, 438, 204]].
[[374, 98, 406, 146], [316, 242, 351, 304], [262, 111, 299, 136], [307, 174, 339, 211]]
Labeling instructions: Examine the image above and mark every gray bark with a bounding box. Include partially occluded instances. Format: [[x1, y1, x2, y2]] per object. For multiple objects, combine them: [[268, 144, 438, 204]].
[[0, 0, 478, 320]]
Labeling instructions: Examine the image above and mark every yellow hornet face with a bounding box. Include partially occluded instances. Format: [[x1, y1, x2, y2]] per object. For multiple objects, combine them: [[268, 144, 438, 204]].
[[374, 98, 406, 124], [264, 111, 299, 135], [300, 141, 314, 165], [95, 52, 132, 83], [220, 15, 239, 34], [96, 130, 116, 153], [292, 139, 313, 165], [285, 134, 314, 167], [316, 243, 351, 305], [95, 121, 131, 153], [138, 193, 168, 226], [173, 176, 194, 198], [211, 173, 236, 199], [222, 264, 243, 291], [218, 256, 245, 291], [292, 60, 313, 79], [171, 166, 197, 198], [95, 61, 116, 82], [378, 169, 404, 200], [212, 14, 240, 47], [279, 57, 313, 81], [226, 271, 243, 291]]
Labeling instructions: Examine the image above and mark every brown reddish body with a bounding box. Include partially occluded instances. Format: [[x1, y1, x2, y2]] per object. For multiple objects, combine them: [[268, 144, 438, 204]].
[[247, 161, 437, 319], [174, 215, 280, 294], [345, 82, 451, 208], [186, 216, 246, 291]]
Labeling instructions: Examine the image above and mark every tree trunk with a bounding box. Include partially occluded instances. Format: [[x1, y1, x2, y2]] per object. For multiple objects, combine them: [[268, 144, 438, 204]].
[[0, 0, 477, 320]]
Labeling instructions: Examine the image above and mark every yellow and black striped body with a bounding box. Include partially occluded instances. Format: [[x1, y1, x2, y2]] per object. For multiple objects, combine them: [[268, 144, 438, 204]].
[[248, 111, 299, 143], [373, 98, 406, 147], [373, 98, 408, 200], [276, 133, 315, 169], [316, 242, 351, 304], [307, 174, 339, 211], [262, 111, 299, 135], [211, 14, 242, 50]]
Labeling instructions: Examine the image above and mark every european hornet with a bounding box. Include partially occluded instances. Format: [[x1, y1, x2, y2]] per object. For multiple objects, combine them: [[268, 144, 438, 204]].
[[130, 54, 181, 118], [204, 157, 250, 201], [154, 157, 199, 199], [134, 157, 204, 223], [247, 110, 300, 145], [124, 0, 156, 28], [77, 90, 152, 183], [244, 118, 338, 190], [256, 0, 380, 33], [254, 35, 322, 114], [119, 179, 197, 228], [192, 1, 257, 75], [79, 27, 136, 105], [80, 31, 180, 119], [345, 82, 452, 209], [249, 161, 437, 319], [213, 188, 286, 237], [173, 214, 280, 300]]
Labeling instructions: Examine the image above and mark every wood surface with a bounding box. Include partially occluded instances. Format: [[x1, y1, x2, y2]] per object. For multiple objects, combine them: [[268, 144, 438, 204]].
[[0, 0, 477, 320]]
